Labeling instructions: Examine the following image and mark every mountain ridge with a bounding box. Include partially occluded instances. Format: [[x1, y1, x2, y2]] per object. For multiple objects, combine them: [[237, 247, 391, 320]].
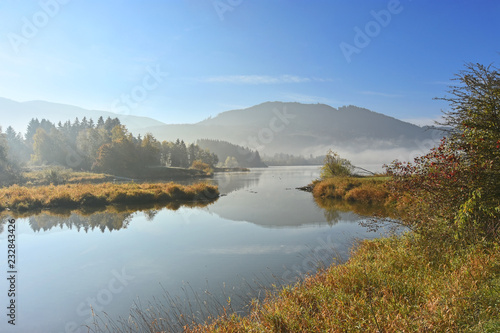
[[0, 98, 444, 166]]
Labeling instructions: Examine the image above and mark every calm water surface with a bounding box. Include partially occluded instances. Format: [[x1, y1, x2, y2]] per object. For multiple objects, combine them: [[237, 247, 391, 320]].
[[0, 166, 385, 332]]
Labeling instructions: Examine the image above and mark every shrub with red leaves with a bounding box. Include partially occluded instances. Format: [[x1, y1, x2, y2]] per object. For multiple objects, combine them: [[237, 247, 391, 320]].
[[385, 63, 500, 242]]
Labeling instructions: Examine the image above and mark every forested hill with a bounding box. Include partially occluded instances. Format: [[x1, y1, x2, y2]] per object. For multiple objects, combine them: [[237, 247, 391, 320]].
[[144, 102, 446, 163], [197, 139, 267, 168]]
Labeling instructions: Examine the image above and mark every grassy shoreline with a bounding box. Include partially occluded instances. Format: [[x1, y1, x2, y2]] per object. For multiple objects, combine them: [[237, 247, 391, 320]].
[[0, 182, 219, 214], [181, 176, 498, 331], [310, 176, 390, 205], [186, 235, 499, 332], [19, 167, 213, 187]]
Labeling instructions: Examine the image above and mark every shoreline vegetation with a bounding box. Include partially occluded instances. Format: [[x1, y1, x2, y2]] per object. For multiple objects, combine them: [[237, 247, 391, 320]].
[[185, 235, 499, 332], [308, 175, 390, 204], [0, 182, 219, 215], [213, 167, 250, 172], [0, 164, 249, 218], [20, 164, 250, 187], [309, 176, 396, 219]]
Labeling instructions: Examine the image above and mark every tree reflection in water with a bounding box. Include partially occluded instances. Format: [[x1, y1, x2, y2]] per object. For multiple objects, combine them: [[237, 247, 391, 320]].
[[0, 199, 217, 233]]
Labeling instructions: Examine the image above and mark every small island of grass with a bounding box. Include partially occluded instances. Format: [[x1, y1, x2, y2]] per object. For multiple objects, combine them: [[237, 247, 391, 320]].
[[0, 182, 219, 214]]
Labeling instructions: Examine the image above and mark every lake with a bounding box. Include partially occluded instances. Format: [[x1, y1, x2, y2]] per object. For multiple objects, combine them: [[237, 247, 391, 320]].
[[0, 166, 386, 332]]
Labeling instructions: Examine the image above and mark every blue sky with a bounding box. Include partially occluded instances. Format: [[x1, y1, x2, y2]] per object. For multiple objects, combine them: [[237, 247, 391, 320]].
[[0, 0, 499, 125]]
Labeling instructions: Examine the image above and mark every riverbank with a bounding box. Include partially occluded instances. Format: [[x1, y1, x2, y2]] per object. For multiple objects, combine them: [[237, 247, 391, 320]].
[[183, 175, 498, 331], [187, 234, 499, 332], [0, 182, 219, 214]]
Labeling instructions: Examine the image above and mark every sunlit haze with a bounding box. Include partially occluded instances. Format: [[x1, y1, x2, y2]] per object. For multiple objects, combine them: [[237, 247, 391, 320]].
[[0, 0, 499, 125]]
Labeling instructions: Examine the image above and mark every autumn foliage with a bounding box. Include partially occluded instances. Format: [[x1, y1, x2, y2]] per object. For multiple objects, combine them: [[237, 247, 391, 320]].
[[386, 63, 500, 242]]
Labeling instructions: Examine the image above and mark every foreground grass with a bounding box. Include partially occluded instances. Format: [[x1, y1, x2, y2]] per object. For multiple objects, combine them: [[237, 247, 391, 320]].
[[0, 182, 219, 213], [187, 235, 499, 332]]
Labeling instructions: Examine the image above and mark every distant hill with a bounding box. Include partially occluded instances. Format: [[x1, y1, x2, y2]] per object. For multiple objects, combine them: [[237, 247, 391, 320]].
[[144, 102, 446, 166], [0, 97, 165, 134]]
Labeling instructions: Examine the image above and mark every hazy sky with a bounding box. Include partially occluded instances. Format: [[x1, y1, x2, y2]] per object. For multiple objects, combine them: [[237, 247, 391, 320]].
[[0, 0, 499, 125]]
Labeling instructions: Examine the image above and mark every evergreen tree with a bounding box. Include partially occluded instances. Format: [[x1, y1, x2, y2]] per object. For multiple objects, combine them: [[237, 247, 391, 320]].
[[160, 141, 171, 165], [5, 126, 30, 164], [25, 118, 41, 144], [104, 117, 121, 132], [97, 116, 105, 128], [0, 128, 19, 185], [179, 140, 189, 167], [169, 139, 182, 167], [188, 143, 197, 165], [81, 117, 89, 129]]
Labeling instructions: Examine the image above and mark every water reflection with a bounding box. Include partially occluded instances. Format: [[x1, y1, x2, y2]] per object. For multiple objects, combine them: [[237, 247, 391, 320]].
[[0, 199, 217, 234], [207, 167, 365, 227], [27, 211, 134, 233], [0, 167, 391, 233], [0, 167, 389, 333], [213, 171, 261, 194], [314, 197, 392, 224]]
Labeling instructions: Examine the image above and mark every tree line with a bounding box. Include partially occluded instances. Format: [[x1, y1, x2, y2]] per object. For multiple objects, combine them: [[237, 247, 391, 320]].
[[262, 153, 325, 166], [196, 139, 267, 168], [0, 116, 219, 180]]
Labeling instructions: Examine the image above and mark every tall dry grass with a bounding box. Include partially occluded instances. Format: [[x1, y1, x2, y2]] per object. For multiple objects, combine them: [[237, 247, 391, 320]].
[[186, 235, 500, 332], [0, 182, 219, 213], [312, 176, 389, 205]]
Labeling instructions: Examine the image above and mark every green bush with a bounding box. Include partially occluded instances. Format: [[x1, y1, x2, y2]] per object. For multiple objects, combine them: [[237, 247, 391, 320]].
[[320, 150, 353, 178]]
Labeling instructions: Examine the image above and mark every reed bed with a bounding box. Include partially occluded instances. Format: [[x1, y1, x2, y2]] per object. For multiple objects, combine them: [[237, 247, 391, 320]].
[[0, 182, 219, 213], [312, 176, 390, 205]]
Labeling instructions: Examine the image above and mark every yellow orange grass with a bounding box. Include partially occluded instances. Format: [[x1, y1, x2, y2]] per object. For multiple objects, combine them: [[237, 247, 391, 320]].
[[312, 176, 389, 205], [186, 236, 499, 332], [0, 182, 219, 212]]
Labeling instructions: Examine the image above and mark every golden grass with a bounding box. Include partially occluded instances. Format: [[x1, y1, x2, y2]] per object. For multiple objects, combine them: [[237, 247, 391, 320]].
[[0, 182, 219, 213], [186, 236, 500, 332], [312, 176, 389, 205], [22, 169, 114, 185]]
